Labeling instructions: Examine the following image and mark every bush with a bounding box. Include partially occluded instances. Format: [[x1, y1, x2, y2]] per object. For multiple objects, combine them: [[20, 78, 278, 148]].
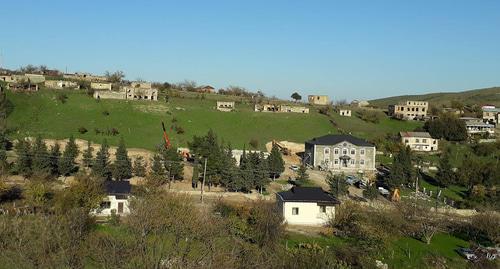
[[102, 110, 110, 116], [356, 109, 384, 123], [249, 138, 259, 149], [56, 93, 68, 104], [174, 125, 184, 134], [78, 127, 88, 134]]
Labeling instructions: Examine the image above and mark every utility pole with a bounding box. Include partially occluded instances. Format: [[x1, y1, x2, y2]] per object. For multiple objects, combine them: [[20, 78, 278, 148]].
[[201, 158, 207, 203]]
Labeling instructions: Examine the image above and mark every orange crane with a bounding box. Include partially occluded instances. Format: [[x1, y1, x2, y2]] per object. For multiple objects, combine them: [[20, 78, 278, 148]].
[[161, 121, 171, 149]]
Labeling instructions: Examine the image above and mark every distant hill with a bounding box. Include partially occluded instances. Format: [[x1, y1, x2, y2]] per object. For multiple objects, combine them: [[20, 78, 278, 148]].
[[369, 87, 500, 108]]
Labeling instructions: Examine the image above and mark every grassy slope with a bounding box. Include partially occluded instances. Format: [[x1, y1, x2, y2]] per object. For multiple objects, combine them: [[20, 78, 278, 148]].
[[369, 87, 500, 108], [6, 89, 421, 150]]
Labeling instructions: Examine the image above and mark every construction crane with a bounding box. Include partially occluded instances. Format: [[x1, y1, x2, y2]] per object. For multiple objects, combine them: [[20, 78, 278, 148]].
[[161, 121, 171, 149]]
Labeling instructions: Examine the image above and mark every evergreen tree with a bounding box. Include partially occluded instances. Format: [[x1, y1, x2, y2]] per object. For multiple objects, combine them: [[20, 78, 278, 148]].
[[386, 146, 414, 189], [326, 172, 348, 196], [436, 147, 455, 187], [92, 140, 111, 180], [15, 139, 32, 177], [82, 140, 93, 168], [295, 164, 310, 186], [161, 146, 184, 181], [48, 142, 61, 176], [148, 154, 165, 187], [59, 136, 79, 176], [219, 144, 237, 189], [0, 148, 7, 174], [191, 162, 200, 188], [363, 184, 379, 200], [113, 138, 132, 180], [31, 136, 50, 175], [133, 156, 146, 177], [268, 144, 285, 179], [254, 152, 270, 193]]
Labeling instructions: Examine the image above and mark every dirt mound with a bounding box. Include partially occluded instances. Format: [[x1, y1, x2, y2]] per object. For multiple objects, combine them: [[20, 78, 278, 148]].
[[265, 140, 304, 154]]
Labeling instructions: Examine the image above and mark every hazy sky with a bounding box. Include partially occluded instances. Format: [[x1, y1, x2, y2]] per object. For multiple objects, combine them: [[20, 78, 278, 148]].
[[1, 0, 500, 100]]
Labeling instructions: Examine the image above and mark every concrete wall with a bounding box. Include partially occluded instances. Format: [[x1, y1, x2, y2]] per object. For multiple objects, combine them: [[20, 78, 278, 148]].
[[24, 74, 46, 83], [93, 90, 126, 100], [217, 101, 235, 112], [389, 100, 428, 120], [45, 80, 79, 89], [277, 199, 335, 226], [91, 82, 112, 90], [339, 110, 351, 117], [124, 87, 158, 101]]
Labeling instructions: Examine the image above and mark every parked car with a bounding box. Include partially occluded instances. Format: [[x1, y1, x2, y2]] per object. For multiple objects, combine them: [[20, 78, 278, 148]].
[[457, 248, 477, 261], [378, 187, 390, 196], [345, 175, 360, 185], [289, 165, 299, 171]]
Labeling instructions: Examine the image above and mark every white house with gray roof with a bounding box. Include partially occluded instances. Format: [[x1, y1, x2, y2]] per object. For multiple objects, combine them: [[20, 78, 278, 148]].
[[400, 131, 438, 152], [304, 134, 376, 173]]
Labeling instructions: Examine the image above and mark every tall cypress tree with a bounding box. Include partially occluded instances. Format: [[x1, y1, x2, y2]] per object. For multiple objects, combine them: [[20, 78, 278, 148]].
[[15, 139, 32, 177], [92, 140, 111, 180], [32, 136, 50, 175], [436, 147, 455, 187], [59, 136, 79, 176], [254, 152, 270, 193], [49, 142, 61, 176], [161, 146, 184, 181], [148, 154, 165, 187], [133, 156, 146, 177], [113, 138, 132, 180], [82, 140, 94, 168], [268, 144, 285, 180]]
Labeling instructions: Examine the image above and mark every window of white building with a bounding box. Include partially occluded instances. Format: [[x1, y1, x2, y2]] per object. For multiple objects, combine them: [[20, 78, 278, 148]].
[[292, 207, 299, 215]]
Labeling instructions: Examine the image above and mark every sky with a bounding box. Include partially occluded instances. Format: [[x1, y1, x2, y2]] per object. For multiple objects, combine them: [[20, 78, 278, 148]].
[[1, 0, 500, 101]]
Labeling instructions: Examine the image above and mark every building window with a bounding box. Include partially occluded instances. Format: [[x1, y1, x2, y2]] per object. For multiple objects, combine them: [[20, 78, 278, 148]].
[[342, 149, 347, 155], [292, 207, 299, 215], [422, 139, 427, 143], [350, 149, 355, 155], [319, 205, 326, 213], [334, 159, 339, 164], [415, 139, 419, 143], [100, 201, 111, 209], [334, 148, 339, 154], [360, 149, 365, 155], [324, 148, 330, 155], [360, 159, 365, 165], [350, 159, 355, 165]]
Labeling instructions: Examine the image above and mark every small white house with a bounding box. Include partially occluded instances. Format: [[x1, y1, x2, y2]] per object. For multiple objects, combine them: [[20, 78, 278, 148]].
[[400, 131, 438, 152], [276, 187, 340, 226], [93, 181, 132, 217], [339, 109, 352, 117]]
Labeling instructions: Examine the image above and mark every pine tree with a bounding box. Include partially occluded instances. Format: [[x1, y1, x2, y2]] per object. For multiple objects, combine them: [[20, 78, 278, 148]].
[[113, 138, 132, 180], [31, 136, 50, 174], [161, 146, 184, 182], [268, 144, 285, 179], [15, 139, 32, 177], [82, 140, 93, 168], [92, 140, 111, 180], [59, 136, 79, 176], [49, 142, 61, 176], [326, 172, 348, 196], [295, 164, 309, 186], [148, 154, 165, 187], [133, 156, 146, 177], [386, 145, 414, 189], [254, 152, 270, 193], [191, 162, 200, 188], [436, 147, 455, 187]]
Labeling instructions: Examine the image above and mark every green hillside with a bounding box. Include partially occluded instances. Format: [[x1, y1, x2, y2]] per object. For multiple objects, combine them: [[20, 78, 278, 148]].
[[369, 87, 500, 108], [6, 89, 421, 150]]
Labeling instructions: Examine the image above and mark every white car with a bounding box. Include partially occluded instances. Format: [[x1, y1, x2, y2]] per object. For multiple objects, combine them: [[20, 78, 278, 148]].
[[378, 187, 390, 196], [289, 165, 299, 171]]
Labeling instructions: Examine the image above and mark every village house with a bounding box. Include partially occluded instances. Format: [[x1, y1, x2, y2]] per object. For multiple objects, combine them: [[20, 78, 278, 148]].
[[304, 134, 376, 173], [24, 74, 46, 84], [63, 72, 108, 82], [44, 80, 80, 89], [0, 75, 16, 83], [400, 131, 438, 152], [216, 101, 235, 112], [124, 82, 158, 101], [196, 85, 215, 93], [8, 82, 39, 92], [482, 106, 500, 125], [339, 109, 351, 117], [308, 95, 329, 105], [351, 100, 370, 107], [254, 104, 309, 113], [1, 74, 46, 84], [276, 187, 340, 226], [93, 181, 131, 217], [461, 117, 495, 136], [388, 101, 428, 120], [91, 82, 112, 91]]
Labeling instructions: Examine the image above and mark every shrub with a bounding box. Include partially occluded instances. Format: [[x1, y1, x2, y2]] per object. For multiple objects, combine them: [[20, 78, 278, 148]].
[[110, 128, 119, 136], [356, 109, 384, 123], [102, 110, 110, 116], [78, 127, 88, 134], [249, 138, 259, 149], [56, 93, 68, 104], [175, 125, 185, 135]]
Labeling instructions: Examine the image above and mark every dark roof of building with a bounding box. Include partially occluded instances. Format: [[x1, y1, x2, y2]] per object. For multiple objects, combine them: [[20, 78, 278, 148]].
[[305, 134, 374, 147], [277, 187, 340, 204], [104, 180, 131, 195]]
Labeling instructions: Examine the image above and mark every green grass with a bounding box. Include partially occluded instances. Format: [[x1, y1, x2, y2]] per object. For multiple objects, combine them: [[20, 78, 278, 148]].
[[6, 89, 423, 150], [383, 233, 470, 269]]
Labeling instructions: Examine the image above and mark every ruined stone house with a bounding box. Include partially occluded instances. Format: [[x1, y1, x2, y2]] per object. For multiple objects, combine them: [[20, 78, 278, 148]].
[[45, 80, 80, 89], [254, 104, 309, 113], [216, 101, 235, 112], [308, 95, 329, 105], [91, 82, 113, 91]]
